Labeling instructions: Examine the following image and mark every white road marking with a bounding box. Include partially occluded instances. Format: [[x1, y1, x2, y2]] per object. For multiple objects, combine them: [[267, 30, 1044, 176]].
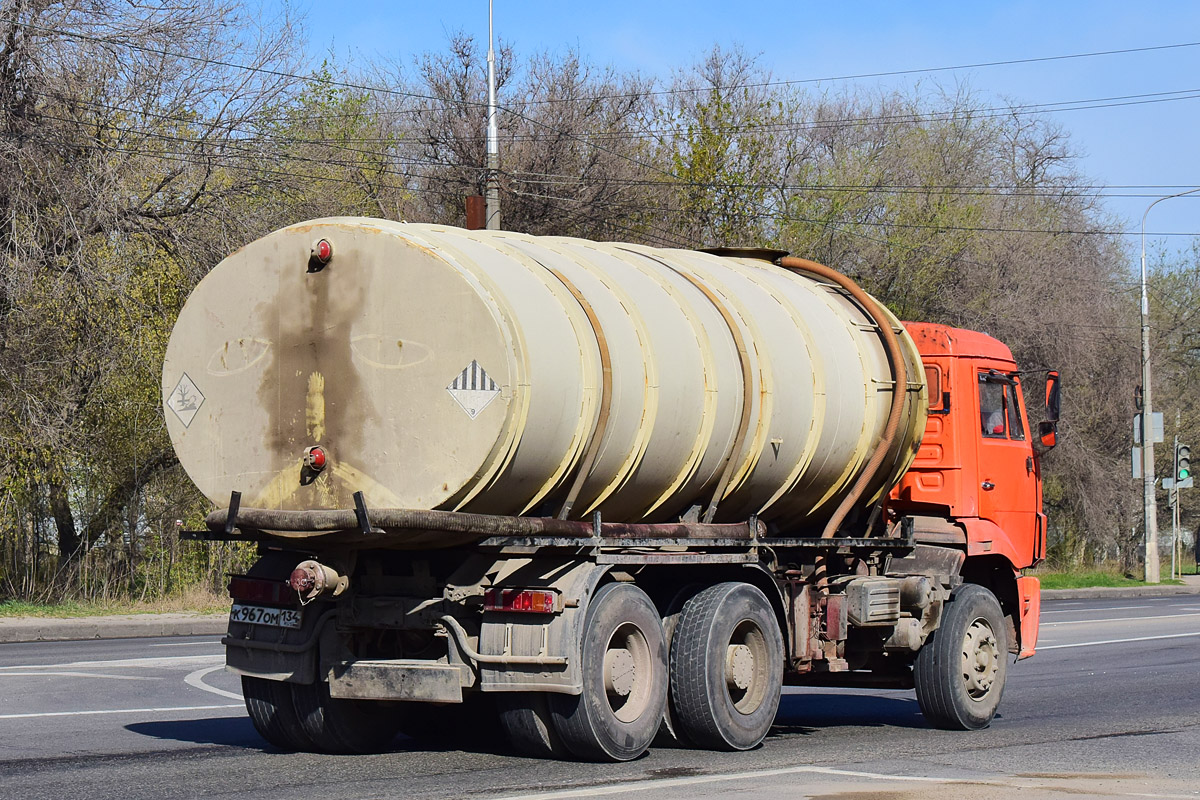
[[492, 765, 966, 800], [1041, 606, 1145, 614], [492, 764, 1200, 800], [1040, 631, 1200, 650], [147, 642, 223, 648], [0, 704, 241, 720], [0, 654, 223, 672], [185, 665, 243, 701], [1044, 612, 1200, 627], [0, 671, 153, 681]]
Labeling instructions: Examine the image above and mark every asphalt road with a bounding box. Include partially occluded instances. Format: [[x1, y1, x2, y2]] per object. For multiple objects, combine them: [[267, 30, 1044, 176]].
[[1, 596, 1198, 800]]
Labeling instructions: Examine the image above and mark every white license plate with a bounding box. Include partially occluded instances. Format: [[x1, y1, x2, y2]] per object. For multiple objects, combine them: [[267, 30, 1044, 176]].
[[231, 603, 301, 629]]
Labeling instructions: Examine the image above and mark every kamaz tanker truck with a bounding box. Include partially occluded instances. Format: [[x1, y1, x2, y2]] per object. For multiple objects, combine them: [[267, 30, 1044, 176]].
[[165, 218, 1060, 761]]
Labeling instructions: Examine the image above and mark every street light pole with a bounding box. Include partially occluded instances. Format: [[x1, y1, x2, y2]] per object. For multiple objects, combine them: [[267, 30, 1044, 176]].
[[484, 0, 501, 230], [1140, 187, 1200, 583]]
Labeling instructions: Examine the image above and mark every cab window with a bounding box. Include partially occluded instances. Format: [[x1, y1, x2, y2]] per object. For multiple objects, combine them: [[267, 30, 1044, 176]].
[[1005, 382, 1025, 440], [979, 376, 1007, 438]]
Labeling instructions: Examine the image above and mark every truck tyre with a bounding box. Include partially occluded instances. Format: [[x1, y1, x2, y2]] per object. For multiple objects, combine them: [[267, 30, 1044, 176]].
[[291, 679, 402, 754], [497, 693, 572, 759], [549, 582, 668, 761], [914, 583, 1008, 731], [241, 676, 316, 752], [653, 585, 701, 748], [669, 582, 784, 751]]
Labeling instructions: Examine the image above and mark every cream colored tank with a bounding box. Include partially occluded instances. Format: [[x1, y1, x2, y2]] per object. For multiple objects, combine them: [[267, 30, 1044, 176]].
[[162, 218, 926, 529]]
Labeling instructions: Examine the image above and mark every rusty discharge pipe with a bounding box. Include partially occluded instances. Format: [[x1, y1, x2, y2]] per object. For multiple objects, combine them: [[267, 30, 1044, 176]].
[[208, 505, 764, 540], [777, 256, 909, 540]]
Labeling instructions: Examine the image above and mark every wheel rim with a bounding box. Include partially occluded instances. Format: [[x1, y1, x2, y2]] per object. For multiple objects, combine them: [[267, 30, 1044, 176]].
[[725, 619, 769, 714], [960, 616, 1000, 700], [604, 622, 653, 723]]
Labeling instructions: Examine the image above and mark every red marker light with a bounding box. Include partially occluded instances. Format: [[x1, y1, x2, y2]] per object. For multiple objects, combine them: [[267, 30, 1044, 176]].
[[303, 445, 327, 471], [314, 239, 332, 263], [483, 588, 560, 614]]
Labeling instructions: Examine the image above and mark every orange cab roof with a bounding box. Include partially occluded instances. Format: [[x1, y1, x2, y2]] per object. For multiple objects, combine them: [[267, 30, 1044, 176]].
[[903, 322, 1015, 363]]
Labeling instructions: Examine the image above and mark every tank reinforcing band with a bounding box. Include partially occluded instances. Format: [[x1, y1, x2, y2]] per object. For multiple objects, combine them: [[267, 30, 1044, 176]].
[[538, 263, 614, 522], [630, 249, 758, 525]]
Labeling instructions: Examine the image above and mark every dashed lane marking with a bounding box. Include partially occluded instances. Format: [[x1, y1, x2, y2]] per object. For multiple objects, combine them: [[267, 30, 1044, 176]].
[[0, 704, 242, 720], [1044, 612, 1200, 627], [1040, 631, 1200, 650], [0, 654, 223, 672], [1042, 605, 1147, 614], [0, 671, 153, 680]]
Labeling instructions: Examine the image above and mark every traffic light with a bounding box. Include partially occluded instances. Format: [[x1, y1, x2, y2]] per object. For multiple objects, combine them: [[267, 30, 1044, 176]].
[[1177, 443, 1191, 481]]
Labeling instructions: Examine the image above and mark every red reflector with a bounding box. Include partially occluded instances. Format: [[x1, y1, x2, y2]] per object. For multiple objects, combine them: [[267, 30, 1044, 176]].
[[483, 588, 558, 614], [315, 239, 332, 263], [228, 575, 298, 606], [303, 445, 327, 471]]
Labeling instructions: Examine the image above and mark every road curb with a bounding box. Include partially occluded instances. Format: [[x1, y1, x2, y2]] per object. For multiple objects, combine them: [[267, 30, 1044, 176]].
[[1042, 584, 1200, 600], [3, 583, 1198, 643], [0, 613, 228, 643]]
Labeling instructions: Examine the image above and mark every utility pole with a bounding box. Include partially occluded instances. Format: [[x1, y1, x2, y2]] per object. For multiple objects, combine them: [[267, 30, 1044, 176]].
[[1141, 188, 1200, 583], [484, 0, 501, 230]]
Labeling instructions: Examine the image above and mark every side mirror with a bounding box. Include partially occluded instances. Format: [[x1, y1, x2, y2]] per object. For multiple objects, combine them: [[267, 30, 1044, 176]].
[[1045, 371, 1061, 423], [1034, 420, 1058, 455], [1038, 421, 1057, 449]]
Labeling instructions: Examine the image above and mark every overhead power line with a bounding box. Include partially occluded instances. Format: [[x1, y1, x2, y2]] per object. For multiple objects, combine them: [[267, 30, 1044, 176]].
[[27, 92, 1200, 200], [11, 16, 1200, 114], [525, 41, 1200, 105]]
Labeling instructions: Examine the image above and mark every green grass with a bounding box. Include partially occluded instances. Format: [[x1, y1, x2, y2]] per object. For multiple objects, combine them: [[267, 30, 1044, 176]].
[[1036, 570, 1185, 589], [0, 588, 230, 618]]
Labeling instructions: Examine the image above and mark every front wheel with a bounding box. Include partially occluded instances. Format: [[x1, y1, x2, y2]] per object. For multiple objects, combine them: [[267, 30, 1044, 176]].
[[914, 583, 1008, 730]]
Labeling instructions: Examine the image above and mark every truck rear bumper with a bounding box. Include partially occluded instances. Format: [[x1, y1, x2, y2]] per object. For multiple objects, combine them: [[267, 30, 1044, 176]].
[[327, 660, 464, 703]]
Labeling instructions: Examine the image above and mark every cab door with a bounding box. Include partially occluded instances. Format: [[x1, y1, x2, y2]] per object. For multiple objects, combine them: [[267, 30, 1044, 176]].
[[975, 369, 1040, 555]]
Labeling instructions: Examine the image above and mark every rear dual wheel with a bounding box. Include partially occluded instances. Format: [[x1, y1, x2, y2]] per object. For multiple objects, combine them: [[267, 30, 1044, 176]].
[[502, 581, 785, 760], [547, 582, 669, 762], [497, 692, 572, 758], [243, 675, 401, 754], [668, 582, 784, 751], [291, 678, 404, 753], [242, 675, 316, 751]]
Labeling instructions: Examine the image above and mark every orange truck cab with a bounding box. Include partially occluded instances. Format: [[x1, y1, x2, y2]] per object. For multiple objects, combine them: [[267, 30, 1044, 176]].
[[888, 323, 1060, 660]]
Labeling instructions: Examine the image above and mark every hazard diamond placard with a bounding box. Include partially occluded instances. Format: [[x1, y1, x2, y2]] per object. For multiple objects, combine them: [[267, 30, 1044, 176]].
[[447, 360, 500, 420]]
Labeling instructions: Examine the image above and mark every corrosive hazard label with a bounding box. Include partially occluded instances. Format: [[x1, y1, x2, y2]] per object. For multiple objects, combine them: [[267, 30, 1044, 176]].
[[447, 360, 500, 419]]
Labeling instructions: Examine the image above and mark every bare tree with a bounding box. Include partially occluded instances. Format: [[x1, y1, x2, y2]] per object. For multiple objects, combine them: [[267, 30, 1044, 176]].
[[0, 0, 307, 591]]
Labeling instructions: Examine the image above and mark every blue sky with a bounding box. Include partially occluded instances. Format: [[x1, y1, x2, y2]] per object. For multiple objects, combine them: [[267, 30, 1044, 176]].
[[286, 1, 1200, 251]]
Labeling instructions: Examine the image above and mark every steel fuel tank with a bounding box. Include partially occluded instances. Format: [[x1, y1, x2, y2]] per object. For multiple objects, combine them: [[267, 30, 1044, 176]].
[[162, 218, 927, 528]]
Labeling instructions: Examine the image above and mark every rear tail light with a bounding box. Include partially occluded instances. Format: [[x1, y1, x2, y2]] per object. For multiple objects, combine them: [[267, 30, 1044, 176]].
[[228, 575, 299, 606], [483, 588, 561, 614]]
